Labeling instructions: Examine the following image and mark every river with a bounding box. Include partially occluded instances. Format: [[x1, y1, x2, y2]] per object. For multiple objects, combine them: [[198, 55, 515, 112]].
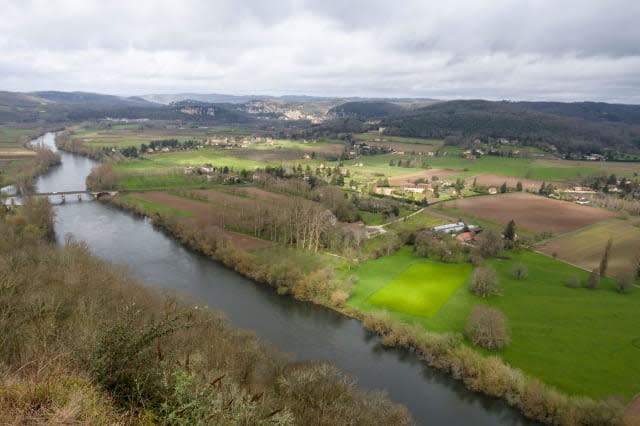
[[33, 132, 534, 426]]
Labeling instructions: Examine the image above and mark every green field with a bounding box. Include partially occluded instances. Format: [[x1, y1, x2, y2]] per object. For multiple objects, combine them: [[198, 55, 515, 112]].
[[0, 127, 38, 147], [115, 148, 271, 173], [120, 194, 194, 217], [349, 248, 640, 400], [368, 262, 472, 317]]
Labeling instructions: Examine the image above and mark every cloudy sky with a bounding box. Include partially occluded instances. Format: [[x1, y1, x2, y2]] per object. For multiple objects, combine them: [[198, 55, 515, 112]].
[[1, 0, 639, 102]]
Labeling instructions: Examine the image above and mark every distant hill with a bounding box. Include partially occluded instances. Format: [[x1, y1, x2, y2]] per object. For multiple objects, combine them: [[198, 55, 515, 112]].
[[513, 101, 640, 126], [30, 91, 157, 107], [328, 101, 409, 120], [381, 100, 640, 154]]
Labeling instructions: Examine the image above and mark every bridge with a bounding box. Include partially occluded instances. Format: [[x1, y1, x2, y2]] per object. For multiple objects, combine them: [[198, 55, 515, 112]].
[[2, 190, 118, 207]]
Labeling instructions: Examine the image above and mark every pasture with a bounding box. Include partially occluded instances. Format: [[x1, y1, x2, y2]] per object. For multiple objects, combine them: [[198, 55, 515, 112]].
[[71, 126, 214, 148], [349, 248, 640, 400], [439, 192, 615, 234], [537, 217, 640, 277]]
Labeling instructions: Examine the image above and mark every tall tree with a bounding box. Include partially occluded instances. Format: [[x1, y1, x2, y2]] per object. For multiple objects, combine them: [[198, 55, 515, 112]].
[[503, 220, 516, 242], [599, 238, 613, 276]]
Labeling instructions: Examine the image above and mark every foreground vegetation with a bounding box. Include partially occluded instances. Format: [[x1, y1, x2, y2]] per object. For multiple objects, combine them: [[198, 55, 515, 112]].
[[0, 200, 413, 424]]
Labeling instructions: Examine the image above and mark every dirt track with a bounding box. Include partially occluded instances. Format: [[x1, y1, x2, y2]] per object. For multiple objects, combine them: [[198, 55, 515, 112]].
[[442, 192, 614, 234]]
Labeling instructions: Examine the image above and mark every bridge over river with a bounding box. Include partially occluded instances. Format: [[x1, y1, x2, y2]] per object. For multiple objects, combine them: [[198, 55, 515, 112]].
[[2, 190, 118, 206]]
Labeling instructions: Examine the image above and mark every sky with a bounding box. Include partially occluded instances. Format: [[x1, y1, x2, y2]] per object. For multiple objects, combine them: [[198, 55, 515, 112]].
[[1, 0, 639, 103]]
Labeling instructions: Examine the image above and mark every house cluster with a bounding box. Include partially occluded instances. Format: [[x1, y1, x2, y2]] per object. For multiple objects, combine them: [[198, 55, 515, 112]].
[[583, 153, 606, 161]]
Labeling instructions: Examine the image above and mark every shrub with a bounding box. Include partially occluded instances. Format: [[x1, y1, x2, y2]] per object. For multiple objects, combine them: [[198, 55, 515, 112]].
[[469, 266, 500, 298], [510, 263, 528, 280], [565, 274, 581, 288], [465, 305, 509, 350], [587, 268, 600, 290], [614, 271, 634, 294]]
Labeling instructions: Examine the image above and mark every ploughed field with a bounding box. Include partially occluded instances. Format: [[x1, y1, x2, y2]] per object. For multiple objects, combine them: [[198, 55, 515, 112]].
[[537, 217, 640, 277], [441, 192, 615, 234]]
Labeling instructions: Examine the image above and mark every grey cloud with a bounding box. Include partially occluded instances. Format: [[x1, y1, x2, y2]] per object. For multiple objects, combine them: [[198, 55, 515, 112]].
[[0, 0, 639, 102]]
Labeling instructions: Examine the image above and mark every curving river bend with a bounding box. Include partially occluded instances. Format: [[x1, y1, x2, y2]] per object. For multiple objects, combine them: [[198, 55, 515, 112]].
[[34, 132, 535, 426]]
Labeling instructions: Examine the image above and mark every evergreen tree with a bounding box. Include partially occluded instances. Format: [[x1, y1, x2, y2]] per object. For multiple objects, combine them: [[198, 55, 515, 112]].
[[504, 220, 516, 242], [599, 238, 613, 276]]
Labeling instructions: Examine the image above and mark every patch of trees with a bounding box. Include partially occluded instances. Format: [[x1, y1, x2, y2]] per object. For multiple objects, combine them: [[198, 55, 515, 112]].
[[86, 163, 117, 190], [414, 231, 464, 263], [9, 147, 61, 194]]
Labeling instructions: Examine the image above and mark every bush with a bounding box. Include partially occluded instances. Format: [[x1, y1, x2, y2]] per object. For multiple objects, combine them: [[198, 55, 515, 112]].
[[565, 274, 581, 288], [469, 266, 500, 298], [510, 263, 528, 280], [587, 268, 600, 290], [614, 271, 634, 294], [465, 305, 510, 350]]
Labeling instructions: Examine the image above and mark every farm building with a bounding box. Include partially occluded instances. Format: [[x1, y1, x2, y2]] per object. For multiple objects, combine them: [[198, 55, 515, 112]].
[[433, 222, 479, 235]]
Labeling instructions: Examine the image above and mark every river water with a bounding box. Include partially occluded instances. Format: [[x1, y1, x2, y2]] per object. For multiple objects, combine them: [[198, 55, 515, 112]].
[[34, 132, 534, 426]]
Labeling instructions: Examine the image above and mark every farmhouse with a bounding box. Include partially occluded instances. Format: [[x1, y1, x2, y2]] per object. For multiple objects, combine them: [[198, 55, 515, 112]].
[[433, 222, 479, 235], [456, 231, 476, 243]]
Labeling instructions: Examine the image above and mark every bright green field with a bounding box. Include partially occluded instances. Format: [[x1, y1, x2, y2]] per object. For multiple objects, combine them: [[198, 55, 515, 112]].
[[349, 247, 640, 400], [114, 148, 273, 173], [368, 262, 472, 317]]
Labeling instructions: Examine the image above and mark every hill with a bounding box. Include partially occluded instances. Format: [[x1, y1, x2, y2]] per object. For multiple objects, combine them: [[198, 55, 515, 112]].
[[329, 101, 409, 120], [31, 91, 157, 107], [381, 100, 640, 155], [514, 101, 640, 126]]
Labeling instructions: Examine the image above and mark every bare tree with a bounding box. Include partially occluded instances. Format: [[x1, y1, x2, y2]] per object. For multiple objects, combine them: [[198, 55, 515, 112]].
[[587, 268, 600, 290], [470, 266, 500, 297], [465, 305, 510, 350]]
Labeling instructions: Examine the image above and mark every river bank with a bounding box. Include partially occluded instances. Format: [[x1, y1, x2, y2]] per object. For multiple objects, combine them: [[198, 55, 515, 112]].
[[104, 193, 628, 425]]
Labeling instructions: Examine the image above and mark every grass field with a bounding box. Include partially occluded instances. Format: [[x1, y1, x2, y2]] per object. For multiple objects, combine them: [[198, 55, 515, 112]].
[[368, 262, 472, 317], [537, 217, 640, 277], [121, 194, 195, 218], [349, 248, 640, 400], [0, 127, 39, 147]]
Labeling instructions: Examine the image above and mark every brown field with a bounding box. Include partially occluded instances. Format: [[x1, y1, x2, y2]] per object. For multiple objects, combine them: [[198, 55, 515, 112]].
[[131, 190, 275, 251], [388, 168, 460, 186], [626, 396, 640, 425], [465, 174, 544, 192], [442, 192, 615, 234], [0, 148, 36, 158], [536, 218, 640, 277]]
